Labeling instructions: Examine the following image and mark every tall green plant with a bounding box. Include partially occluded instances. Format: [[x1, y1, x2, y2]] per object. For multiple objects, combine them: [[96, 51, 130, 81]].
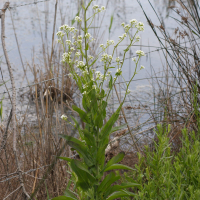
[[53, 1, 145, 199]]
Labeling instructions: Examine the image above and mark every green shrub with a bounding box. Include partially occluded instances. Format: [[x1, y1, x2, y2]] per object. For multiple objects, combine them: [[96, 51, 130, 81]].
[[124, 85, 200, 199]]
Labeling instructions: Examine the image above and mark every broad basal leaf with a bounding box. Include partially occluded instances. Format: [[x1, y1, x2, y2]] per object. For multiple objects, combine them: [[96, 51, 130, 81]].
[[104, 164, 135, 172], [106, 191, 136, 200], [72, 105, 90, 124], [97, 172, 120, 193], [60, 135, 93, 167], [105, 182, 140, 197], [100, 103, 122, 143], [103, 152, 125, 172]]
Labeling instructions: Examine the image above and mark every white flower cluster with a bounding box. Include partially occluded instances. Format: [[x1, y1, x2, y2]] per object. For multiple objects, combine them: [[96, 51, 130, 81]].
[[121, 19, 145, 33], [88, 55, 94, 60], [66, 40, 71, 45], [140, 65, 145, 70], [75, 16, 82, 23], [136, 22, 145, 31], [95, 71, 104, 80], [107, 40, 114, 45], [59, 24, 77, 33], [119, 33, 127, 41], [61, 114, 68, 121], [136, 50, 145, 57], [85, 33, 91, 39], [130, 19, 137, 25], [75, 52, 81, 58], [101, 53, 113, 63], [56, 31, 65, 38], [62, 52, 71, 63], [100, 40, 115, 50], [77, 61, 86, 70], [92, 5, 106, 12], [116, 57, 120, 63]]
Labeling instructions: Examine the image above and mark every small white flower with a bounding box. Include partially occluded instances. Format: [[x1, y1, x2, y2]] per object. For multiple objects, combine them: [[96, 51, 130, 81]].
[[61, 114, 68, 121], [85, 33, 91, 39], [132, 57, 137, 62], [101, 6, 106, 11], [77, 61, 85, 67], [126, 89, 131, 94], [56, 31, 65, 38], [136, 36, 141, 41], [123, 33, 127, 38], [78, 35, 83, 40], [66, 40, 71, 45], [70, 47, 75, 51], [136, 22, 145, 31], [140, 65, 145, 70], [130, 19, 137, 25], [121, 22, 125, 27], [77, 39, 82, 44], [93, 5, 99, 10], [82, 91, 87, 95], [75, 52, 81, 57], [68, 73, 72, 77], [88, 55, 94, 60], [75, 16, 82, 23], [100, 44, 104, 48], [124, 24, 131, 32], [92, 85, 97, 90], [116, 57, 120, 62], [107, 40, 115, 45]]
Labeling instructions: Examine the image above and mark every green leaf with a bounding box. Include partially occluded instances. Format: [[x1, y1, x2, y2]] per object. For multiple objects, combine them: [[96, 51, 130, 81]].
[[58, 156, 72, 162], [70, 116, 84, 140], [105, 183, 140, 197], [106, 191, 136, 200], [64, 189, 77, 199], [60, 135, 93, 167], [100, 103, 122, 143], [88, 57, 98, 67], [72, 105, 90, 124], [110, 124, 127, 133], [52, 196, 77, 200], [97, 172, 121, 193], [109, 13, 114, 34], [82, 129, 95, 146], [109, 76, 113, 89], [103, 152, 125, 172], [71, 7, 82, 25], [104, 164, 135, 171], [70, 160, 95, 191]]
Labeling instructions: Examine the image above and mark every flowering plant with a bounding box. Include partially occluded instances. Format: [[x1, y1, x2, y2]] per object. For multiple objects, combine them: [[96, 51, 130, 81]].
[[53, 0, 145, 199]]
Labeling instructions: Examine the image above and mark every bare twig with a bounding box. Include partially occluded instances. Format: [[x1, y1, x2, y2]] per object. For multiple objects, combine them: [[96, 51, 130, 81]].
[[0, 2, 30, 199], [0, 109, 12, 155], [49, 0, 58, 68], [114, 84, 142, 154]]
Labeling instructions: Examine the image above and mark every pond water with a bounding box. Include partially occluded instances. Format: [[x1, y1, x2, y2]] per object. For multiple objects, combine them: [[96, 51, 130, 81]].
[[0, 0, 178, 141]]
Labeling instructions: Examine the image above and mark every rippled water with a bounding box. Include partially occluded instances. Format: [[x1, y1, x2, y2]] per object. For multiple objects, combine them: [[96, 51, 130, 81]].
[[0, 0, 176, 130]]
